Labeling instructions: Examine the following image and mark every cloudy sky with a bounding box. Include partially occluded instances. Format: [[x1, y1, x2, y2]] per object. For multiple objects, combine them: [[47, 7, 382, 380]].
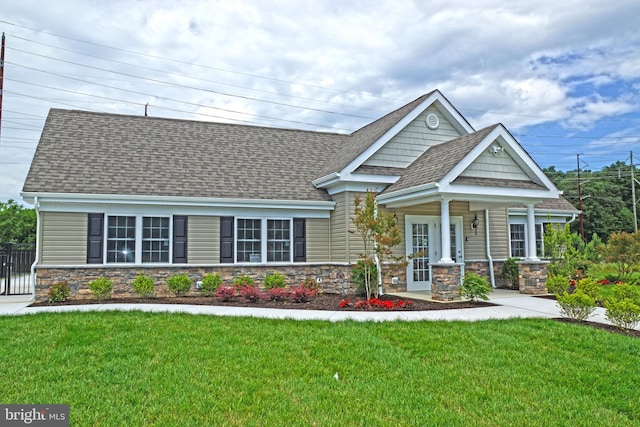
[[1, 0, 639, 204]]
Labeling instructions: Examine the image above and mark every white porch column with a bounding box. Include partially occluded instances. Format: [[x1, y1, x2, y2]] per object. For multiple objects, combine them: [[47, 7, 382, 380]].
[[526, 204, 539, 261], [439, 199, 453, 263]]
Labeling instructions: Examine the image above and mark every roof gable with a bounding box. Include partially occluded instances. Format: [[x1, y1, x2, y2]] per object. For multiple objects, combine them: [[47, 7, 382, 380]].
[[314, 90, 474, 185], [363, 103, 465, 168], [378, 124, 561, 207]]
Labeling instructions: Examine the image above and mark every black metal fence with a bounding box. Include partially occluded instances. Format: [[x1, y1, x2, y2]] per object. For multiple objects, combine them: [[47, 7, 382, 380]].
[[1, 243, 36, 296]]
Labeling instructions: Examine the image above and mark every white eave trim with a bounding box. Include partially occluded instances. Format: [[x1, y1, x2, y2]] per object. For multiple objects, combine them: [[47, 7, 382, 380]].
[[21, 192, 336, 211], [312, 172, 341, 188], [508, 207, 581, 217], [376, 182, 439, 205]]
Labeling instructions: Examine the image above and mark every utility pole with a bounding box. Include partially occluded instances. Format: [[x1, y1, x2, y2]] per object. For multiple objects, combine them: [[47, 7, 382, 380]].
[[577, 154, 585, 241], [0, 33, 5, 143], [632, 151, 638, 232]]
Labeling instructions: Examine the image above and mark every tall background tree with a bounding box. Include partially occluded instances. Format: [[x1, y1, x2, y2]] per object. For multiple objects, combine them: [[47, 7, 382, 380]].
[[0, 200, 36, 243], [544, 161, 637, 242]]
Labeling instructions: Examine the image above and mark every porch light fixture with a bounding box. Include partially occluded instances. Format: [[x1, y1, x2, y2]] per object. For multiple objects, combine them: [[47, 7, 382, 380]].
[[471, 214, 479, 235]]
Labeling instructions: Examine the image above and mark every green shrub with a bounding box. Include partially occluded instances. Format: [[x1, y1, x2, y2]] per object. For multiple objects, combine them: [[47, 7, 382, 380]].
[[232, 275, 254, 288], [351, 260, 378, 294], [576, 277, 599, 300], [167, 274, 192, 297], [263, 272, 287, 290], [88, 277, 113, 300], [459, 272, 492, 302], [200, 273, 222, 296], [605, 298, 640, 330], [546, 275, 569, 295], [556, 292, 596, 321], [501, 258, 520, 289], [131, 274, 155, 297], [605, 283, 640, 330], [611, 283, 640, 302], [48, 281, 70, 303]]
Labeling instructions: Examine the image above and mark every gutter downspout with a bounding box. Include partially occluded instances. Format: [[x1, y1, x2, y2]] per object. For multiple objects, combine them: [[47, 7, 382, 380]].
[[29, 196, 40, 302], [485, 209, 496, 288], [567, 213, 578, 224]]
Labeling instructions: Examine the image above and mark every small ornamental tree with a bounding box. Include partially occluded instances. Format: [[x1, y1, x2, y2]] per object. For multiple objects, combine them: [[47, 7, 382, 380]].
[[601, 231, 640, 280], [350, 190, 403, 300]]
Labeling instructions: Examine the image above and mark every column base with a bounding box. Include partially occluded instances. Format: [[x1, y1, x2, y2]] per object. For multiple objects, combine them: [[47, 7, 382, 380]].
[[430, 263, 463, 301]]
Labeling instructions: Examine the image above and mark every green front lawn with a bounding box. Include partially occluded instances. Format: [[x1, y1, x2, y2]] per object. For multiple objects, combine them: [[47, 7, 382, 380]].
[[1, 312, 639, 426]]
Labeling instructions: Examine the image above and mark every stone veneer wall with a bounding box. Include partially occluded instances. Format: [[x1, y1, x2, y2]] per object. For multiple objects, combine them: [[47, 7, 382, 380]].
[[517, 261, 549, 294], [430, 263, 462, 301], [35, 264, 354, 302], [464, 260, 514, 289]]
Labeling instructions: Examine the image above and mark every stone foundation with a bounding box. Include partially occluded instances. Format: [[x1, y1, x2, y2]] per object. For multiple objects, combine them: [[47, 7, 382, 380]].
[[464, 260, 515, 289], [430, 263, 463, 301], [517, 260, 549, 294], [35, 264, 355, 302]]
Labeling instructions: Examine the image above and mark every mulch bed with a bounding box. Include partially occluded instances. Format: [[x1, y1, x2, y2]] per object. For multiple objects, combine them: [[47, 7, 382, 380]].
[[31, 293, 494, 311], [30, 294, 639, 337]]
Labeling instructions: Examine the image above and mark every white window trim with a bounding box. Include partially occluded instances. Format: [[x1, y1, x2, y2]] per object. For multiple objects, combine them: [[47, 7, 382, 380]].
[[509, 220, 548, 258], [235, 217, 293, 264], [104, 214, 173, 265]]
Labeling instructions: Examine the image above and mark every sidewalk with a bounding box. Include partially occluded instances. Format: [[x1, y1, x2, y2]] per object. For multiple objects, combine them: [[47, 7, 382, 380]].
[[0, 293, 634, 329]]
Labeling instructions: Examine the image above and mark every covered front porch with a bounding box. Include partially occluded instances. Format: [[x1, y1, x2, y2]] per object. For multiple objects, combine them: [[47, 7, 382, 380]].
[[378, 196, 553, 301]]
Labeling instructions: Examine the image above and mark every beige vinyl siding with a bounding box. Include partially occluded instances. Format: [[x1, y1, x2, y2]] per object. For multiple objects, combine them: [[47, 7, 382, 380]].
[[306, 218, 330, 262], [364, 105, 463, 168], [488, 207, 510, 259], [347, 193, 366, 262], [461, 143, 530, 180], [330, 192, 348, 262], [188, 216, 219, 264], [40, 211, 87, 265]]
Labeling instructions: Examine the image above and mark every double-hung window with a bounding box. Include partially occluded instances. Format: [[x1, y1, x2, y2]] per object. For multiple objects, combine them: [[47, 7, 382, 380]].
[[509, 223, 526, 258], [142, 217, 170, 263], [107, 216, 136, 263], [236, 218, 292, 263], [237, 219, 262, 262], [105, 215, 171, 264]]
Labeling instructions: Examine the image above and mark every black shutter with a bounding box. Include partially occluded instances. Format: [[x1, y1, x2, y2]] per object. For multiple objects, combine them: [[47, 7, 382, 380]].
[[87, 213, 104, 264], [220, 216, 234, 263], [293, 218, 306, 262], [173, 216, 188, 263]]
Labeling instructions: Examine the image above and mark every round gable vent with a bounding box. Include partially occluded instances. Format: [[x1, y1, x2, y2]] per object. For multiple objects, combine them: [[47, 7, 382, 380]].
[[425, 113, 440, 129]]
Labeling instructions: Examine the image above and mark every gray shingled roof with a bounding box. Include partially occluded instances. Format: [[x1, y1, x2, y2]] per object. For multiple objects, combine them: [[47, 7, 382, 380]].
[[23, 110, 347, 201], [513, 196, 580, 212], [381, 125, 498, 194]]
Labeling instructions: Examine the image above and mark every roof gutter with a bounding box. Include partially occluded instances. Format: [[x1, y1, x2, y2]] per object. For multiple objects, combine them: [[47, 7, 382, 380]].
[[21, 192, 336, 211]]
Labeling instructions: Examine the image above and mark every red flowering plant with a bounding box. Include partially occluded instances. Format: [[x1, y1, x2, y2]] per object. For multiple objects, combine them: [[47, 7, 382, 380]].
[[215, 285, 236, 302], [266, 287, 290, 301], [290, 285, 317, 303], [343, 297, 414, 310], [339, 299, 352, 308], [239, 285, 265, 303]]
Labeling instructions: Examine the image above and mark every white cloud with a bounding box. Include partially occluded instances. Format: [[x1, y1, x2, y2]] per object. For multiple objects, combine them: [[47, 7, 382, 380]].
[[1, 0, 640, 201]]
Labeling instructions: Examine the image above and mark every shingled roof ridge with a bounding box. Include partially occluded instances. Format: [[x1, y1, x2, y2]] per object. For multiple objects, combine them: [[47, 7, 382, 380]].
[[349, 91, 435, 136], [46, 108, 347, 137]]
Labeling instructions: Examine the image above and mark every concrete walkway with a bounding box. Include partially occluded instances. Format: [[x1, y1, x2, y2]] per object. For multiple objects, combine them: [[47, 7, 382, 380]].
[[0, 291, 635, 330]]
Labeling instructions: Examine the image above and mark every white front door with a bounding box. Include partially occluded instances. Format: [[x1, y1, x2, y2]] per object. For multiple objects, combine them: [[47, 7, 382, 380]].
[[405, 215, 463, 291]]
